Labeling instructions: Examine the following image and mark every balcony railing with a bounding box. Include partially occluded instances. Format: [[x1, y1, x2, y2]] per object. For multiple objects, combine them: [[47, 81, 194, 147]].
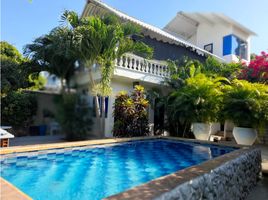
[[115, 53, 170, 78], [72, 53, 170, 86]]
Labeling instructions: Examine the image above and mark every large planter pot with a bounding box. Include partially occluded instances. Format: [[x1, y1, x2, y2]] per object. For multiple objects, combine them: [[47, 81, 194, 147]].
[[233, 127, 257, 145], [192, 123, 211, 140]]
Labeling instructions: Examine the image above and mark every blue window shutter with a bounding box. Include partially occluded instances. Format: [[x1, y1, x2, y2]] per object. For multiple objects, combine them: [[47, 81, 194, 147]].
[[105, 97, 109, 118], [223, 35, 232, 56]]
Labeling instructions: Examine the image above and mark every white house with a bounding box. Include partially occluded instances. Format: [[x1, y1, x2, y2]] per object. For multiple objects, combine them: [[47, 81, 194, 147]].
[[71, 0, 256, 138], [164, 12, 256, 63]]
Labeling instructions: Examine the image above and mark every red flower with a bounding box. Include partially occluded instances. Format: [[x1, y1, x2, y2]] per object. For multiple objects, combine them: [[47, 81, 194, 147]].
[[240, 51, 268, 83]]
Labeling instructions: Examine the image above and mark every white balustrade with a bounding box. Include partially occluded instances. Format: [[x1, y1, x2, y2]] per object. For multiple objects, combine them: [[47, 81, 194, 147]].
[[115, 53, 169, 78]]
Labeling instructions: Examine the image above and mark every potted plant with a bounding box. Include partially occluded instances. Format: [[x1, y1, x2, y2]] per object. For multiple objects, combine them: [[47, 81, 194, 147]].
[[168, 74, 222, 140], [222, 80, 268, 145]]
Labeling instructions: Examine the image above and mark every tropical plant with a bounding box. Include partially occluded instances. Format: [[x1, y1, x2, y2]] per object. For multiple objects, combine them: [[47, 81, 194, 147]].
[[113, 91, 132, 137], [24, 27, 77, 92], [165, 57, 203, 89], [204, 56, 242, 79], [222, 79, 268, 130], [54, 94, 93, 141], [166, 74, 226, 137], [61, 11, 153, 136], [240, 51, 268, 83], [113, 85, 149, 137]]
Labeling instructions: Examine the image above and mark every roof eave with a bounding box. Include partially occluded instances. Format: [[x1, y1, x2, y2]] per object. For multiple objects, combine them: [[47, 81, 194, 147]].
[[81, 0, 224, 61]]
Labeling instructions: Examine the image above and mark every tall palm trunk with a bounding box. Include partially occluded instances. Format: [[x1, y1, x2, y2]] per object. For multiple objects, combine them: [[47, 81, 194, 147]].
[[101, 96, 106, 138], [87, 65, 103, 137]]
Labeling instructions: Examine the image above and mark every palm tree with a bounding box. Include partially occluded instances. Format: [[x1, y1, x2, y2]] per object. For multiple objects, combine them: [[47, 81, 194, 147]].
[[166, 57, 203, 89], [62, 11, 153, 136], [24, 27, 77, 93]]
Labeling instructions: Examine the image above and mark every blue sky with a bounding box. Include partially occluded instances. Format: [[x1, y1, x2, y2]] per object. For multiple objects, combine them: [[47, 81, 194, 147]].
[[1, 0, 267, 54]]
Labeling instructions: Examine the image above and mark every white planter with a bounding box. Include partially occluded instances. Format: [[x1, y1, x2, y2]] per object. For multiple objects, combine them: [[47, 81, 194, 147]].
[[224, 120, 235, 138], [192, 123, 211, 141], [210, 122, 221, 135], [233, 127, 257, 145]]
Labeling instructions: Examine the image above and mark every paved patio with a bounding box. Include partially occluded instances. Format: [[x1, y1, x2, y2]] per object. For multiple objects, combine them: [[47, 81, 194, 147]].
[[247, 144, 268, 200], [9, 135, 66, 147]]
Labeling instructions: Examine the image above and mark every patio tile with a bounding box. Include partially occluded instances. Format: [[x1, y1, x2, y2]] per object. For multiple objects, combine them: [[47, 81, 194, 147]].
[[0, 178, 31, 200]]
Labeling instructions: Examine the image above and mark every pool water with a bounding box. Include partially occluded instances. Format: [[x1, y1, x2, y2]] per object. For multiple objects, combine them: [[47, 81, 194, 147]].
[[0, 139, 236, 200]]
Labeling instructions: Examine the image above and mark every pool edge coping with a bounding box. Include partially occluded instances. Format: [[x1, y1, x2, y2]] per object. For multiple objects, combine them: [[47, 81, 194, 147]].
[[0, 136, 243, 155]]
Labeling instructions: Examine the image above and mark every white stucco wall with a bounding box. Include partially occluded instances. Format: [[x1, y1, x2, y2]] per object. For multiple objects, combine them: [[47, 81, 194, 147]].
[[196, 23, 232, 60], [187, 33, 197, 44], [186, 22, 251, 62]]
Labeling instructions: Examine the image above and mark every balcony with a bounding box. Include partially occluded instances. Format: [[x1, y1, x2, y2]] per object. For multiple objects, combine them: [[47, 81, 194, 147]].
[[72, 53, 170, 86], [114, 53, 169, 84]]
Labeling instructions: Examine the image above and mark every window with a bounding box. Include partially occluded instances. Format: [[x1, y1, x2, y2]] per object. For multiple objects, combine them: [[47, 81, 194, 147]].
[[204, 43, 213, 53], [223, 34, 247, 60]]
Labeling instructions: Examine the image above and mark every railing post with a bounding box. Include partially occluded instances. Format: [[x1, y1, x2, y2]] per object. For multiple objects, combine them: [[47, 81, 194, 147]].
[[125, 55, 129, 68], [132, 58, 136, 70], [136, 59, 140, 71], [118, 56, 123, 67]]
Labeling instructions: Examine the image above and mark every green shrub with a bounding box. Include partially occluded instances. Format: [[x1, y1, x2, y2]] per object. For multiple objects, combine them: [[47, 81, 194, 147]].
[[1, 91, 37, 128], [222, 79, 268, 129], [204, 56, 242, 79], [113, 85, 149, 137], [54, 94, 93, 141], [166, 74, 225, 136], [168, 74, 222, 122]]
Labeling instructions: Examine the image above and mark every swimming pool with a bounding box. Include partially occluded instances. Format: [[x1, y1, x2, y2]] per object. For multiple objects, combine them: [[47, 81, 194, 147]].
[[0, 139, 236, 200]]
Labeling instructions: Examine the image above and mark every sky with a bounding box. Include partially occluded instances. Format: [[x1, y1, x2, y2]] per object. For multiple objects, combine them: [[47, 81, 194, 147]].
[[1, 0, 268, 55]]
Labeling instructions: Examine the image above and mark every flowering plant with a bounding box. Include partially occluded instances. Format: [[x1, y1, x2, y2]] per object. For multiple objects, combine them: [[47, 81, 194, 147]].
[[240, 51, 268, 83]]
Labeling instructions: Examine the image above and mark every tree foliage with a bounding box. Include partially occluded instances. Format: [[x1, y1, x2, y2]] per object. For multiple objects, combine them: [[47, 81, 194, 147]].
[[60, 10, 153, 136], [203, 56, 242, 78], [1, 41, 42, 95], [24, 27, 77, 91], [1, 41, 42, 129], [1, 41, 23, 62], [1, 91, 37, 128], [60, 11, 153, 96], [166, 57, 203, 89]]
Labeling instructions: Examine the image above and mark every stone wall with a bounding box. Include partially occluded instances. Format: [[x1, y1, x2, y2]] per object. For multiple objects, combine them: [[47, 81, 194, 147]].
[[156, 148, 261, 200]]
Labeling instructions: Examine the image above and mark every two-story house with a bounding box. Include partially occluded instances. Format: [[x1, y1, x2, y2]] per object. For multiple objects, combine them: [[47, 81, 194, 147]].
[[164, 12, 256, 63], [72, 0, 256, 138]]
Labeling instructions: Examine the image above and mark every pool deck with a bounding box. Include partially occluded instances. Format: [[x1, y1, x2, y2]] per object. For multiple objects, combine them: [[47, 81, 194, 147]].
[[0, 178, 31, 200], [0, 136, 267, 200]]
